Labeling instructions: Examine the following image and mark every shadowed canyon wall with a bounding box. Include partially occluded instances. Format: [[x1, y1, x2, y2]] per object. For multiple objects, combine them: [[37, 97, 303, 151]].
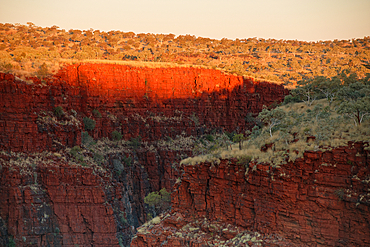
[[0, 147, 191, 247], [0, 64, 288, 246]]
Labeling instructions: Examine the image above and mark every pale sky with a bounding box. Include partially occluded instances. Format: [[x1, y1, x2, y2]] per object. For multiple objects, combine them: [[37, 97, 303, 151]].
[[0, 0, 369, 41]]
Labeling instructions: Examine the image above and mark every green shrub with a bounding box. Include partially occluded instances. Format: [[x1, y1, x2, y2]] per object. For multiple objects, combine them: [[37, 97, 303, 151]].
[[83, 117, 96, 131], [70, 146, 81, 157], [122, 155, 132, 166], [93, 152, 104, 165], [81, 131, 95, 146], [112, 130, 122, 141], [224, 131, 235, 141], [144, 188, 171, 213], [9, 236, 15, 247], [130, 136, 142, 149], [205, 134, 215, 142], [144, 192, 161, 207], [245, 112, 255, 123], [119, 212, 128, 225], [54, 106, 65, 118], [283, 95, 301, 105], [237, 155, 252, 167], [70, 145, 87, 165], [92, 109, 102, 118]]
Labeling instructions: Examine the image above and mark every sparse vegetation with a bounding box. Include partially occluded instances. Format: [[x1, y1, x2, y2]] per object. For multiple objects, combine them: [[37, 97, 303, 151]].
[[189, 113, 200, 126], [37, 62, 49, 77], [144, 188, 171, 216], [81, 131, 96, 147], [334, 188, 345, 201], [83, 117, 96, 131], [112, 130, 123, 141], [1, 23, 369, 86], [92, 109, 102, 118], [8, 236, 16, 247], [129, 136, 142, 149], [182, 72, 370, 167], [237, 155, 252, 167], [258, 106, 286, 137], [53, 106, 65, 118]]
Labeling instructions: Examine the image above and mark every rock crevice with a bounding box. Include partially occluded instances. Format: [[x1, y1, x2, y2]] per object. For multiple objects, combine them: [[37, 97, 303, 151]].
[[133, 143, 370, 246]]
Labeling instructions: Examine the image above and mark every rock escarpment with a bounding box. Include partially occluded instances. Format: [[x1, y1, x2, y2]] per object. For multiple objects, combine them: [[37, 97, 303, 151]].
[[0, 64, 288, 246], [0, 64, 287, 152], [132, 142, 370, 246]]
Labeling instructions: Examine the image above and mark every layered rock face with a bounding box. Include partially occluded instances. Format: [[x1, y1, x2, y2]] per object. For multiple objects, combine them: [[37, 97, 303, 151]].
[[132, 142, 370, 246], [0, 64, 288, 246], [0, 164, 118, 246], [0, 148, 190, 247], [2, 64, 369, 246], [0, 64, 288, 152]]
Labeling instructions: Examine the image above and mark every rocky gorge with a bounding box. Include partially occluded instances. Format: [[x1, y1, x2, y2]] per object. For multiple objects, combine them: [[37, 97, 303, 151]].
[[0, 63, 368, 246]]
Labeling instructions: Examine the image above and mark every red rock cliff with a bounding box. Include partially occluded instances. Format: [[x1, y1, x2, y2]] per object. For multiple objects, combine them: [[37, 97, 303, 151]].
[[0, 64, 288, 152], [132, 142, 370, 246], [0, 146, 193, 246], [0, 64, 288, 246], [0, 164, 119, 246]]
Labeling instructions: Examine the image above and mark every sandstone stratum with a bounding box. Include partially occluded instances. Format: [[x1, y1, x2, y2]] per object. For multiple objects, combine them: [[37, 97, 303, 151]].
[[0, 63, 369, 246]]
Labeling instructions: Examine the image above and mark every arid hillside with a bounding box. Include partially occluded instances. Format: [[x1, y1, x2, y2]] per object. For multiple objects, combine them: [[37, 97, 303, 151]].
[[0, 22, 369, 85]]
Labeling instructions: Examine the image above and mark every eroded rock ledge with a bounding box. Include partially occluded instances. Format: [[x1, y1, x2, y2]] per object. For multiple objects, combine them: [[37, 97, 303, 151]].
[[132, 142, 370, 246]]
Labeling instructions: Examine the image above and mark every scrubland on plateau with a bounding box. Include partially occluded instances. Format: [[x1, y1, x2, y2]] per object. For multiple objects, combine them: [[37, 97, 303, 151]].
[[1, 22, 370, 85]]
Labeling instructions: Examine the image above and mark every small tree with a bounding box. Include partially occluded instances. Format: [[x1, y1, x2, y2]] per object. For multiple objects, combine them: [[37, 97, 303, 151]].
[[144, 188, 171, 216], [258, 106, 286, 137], [112, 130, 122, 141], [54, 106, 65, 118], [292, 78, 318, 106], [233, 131, 249, 150], [336, 82, 370, 126], [337, 82, 370, 102], [337, 97, 370, 126], [316, 76, 342, 104], [83, 117, 96, 131], [92, 109, 102, 118]]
